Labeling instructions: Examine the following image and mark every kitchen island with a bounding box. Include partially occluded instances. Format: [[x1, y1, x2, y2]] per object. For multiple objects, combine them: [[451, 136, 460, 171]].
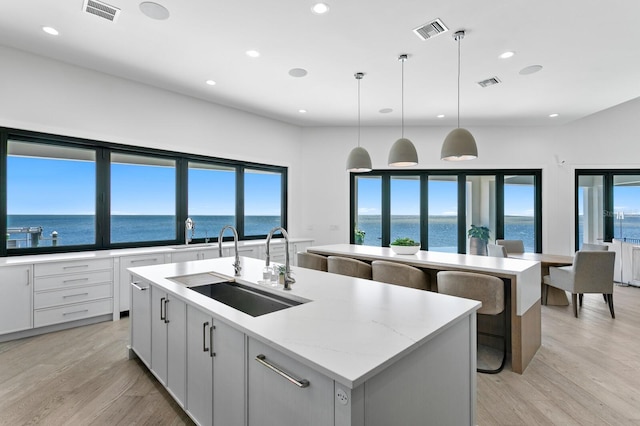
[[128, 256, 480, 426], [307, 244, 542, 374]]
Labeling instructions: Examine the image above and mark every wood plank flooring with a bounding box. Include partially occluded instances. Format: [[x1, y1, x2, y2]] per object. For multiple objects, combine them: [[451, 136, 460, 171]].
[[1, 285, 639, 425]]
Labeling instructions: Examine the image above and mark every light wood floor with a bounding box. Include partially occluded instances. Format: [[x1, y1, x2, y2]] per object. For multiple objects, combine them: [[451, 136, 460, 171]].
[[1, 285, 639, 425]]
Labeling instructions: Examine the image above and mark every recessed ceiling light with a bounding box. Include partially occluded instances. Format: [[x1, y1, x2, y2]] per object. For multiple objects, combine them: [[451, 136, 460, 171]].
[[499, 51, 515, 59], [437, 114, 445, 118], [42, 26, 59, 36], [298, 109, 307, 114], [206, 80, 216, 86], [549, 113, 559, 118], [379, 108, 393, 114], [288, 68, 308, 78], [246, 50, 260, 58], [519, 65, 543, 75], [311, 3, 329, 14], [139, 2, 170, 20]]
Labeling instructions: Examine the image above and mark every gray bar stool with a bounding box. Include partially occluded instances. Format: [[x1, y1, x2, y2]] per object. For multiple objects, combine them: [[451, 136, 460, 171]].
[[371, 260, 430, 291], [296, 252, 328, 272], [327, 256, 372, 279]]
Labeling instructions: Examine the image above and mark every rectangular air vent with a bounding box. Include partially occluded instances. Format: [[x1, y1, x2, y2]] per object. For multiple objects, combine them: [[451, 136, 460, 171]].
[[83, 0, 120, 22], [413, 18, 448, 41], [477, 77, 502, 88]]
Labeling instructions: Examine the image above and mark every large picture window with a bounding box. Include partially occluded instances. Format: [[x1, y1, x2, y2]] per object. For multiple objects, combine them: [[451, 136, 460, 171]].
[[244, 168, 284, 237], [351, 170, 542, 253]]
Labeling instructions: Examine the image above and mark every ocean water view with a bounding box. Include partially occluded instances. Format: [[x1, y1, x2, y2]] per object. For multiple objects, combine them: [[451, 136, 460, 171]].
[[7, 215, 281, 248]]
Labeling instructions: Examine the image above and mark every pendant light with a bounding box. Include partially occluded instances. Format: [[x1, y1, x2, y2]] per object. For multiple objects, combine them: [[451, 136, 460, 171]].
[[388, 54, 418, 167], [346, 72, 373, 172], [441, 30, 478, 161]]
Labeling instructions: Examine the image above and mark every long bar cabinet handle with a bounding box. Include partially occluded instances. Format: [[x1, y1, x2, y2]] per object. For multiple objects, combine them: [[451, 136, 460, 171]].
[[131, 282, 148, 291], [160, 297, 166, 321], [203, 322, 210, 352], [164, 298, 170, 323], [255, 354, 310, 388], [210, 325, 216, 358]]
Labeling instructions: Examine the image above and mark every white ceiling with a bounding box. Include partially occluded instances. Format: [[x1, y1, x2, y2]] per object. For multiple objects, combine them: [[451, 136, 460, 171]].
[[1, 0, 639, 127]]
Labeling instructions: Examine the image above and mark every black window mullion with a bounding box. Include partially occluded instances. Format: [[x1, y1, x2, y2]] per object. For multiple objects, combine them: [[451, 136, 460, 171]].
[[534, 172, 542, 252], [176, 158, 189, 243], [603, 173, 615, 242], [0, 129, 7, 257], [495, 174, 505, 242], [236, 166, 245, 240], [457, 174, 466, 254], [96, 148, 110, 249], [281, 167, 288, 232], [381, 174, 391, 247], [420, 174, 428, 249], [349, 173, 357, 244]]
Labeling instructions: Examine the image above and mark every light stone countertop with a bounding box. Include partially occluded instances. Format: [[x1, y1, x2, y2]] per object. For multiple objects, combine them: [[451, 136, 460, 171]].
[[128, 256, 481, 388]]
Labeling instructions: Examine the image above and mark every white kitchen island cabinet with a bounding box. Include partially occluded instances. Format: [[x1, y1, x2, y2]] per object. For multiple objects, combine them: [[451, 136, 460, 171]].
[[0, 265, 32, 335], [130, 279, 152, 367], [128, 256, 480, 426]]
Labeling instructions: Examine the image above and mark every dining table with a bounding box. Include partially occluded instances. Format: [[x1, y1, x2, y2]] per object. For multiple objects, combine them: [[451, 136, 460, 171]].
[[507, 252, 574, 306]]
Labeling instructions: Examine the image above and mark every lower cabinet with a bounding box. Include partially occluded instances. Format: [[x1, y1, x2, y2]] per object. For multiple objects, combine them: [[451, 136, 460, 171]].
[[151, 286, 187, 407], [0, 265, 33, 335], [247, 337, 334, 426], [186, 305, 245, 426], [130, 279, 152, 367]]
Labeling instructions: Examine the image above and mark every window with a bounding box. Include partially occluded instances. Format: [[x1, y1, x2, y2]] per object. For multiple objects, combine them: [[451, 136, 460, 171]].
[[110, 153, 176, 244], [6, 140, 96, 249], [354, 176, 382, 246], [613, 175, 640, 242], [188, 162, 236, 241], [244, 168, 283, 236], [350, 170, 541, 253]]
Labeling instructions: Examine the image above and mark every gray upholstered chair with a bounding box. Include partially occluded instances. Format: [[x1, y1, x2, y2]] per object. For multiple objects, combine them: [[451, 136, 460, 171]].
[[437, 270, 506, 374], [327, 256, 372, 279], [371, 260, 430, 291], [580, 243, 608, 251], [487, 243, 507, 258], [542, 251, 616, 318], [496, 239, 525, 254], [296, 252, 328, 272]]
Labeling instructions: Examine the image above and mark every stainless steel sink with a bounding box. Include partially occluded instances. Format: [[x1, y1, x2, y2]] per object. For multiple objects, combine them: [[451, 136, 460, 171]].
[[188, 281, 304, 317]]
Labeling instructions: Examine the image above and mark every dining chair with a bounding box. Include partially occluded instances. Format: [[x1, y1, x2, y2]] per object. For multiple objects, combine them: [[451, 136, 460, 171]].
[[296, 252, 328, 272], [371, 260, 430, 291], [327, 256, 372, 279], [542, 251, 616, 318], [487, 243, 507, 258], [437, 271, 506, 374], [496, 239, 525, 254]]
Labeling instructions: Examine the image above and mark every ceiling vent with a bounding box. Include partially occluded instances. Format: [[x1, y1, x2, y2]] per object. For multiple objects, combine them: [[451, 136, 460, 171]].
[[477, 77, 502, 88], [413, 18, 448, 41], [83, 0, 121, 22]]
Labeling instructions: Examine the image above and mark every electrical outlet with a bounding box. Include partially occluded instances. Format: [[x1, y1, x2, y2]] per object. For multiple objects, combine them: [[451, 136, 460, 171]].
[[336, 388, 348, 405]]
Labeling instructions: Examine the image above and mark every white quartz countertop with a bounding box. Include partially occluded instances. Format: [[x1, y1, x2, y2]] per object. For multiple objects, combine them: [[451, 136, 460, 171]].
[[128, 256, 480, 388], [308, 244, 540, 276]]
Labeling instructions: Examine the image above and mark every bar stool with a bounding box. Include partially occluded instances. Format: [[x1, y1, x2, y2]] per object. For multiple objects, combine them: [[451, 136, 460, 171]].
[[296, 252, 328, 272], [437, 270, 506, 374], [496, 239, 524, 254], [327, 256, 372, 279], [371, 260, 430, 291]]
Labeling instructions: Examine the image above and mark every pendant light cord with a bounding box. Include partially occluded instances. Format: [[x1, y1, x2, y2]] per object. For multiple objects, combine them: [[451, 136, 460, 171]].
[[357, 76, 361, 147], [456, 33, 462, 129], [400, 55, 406, 138]]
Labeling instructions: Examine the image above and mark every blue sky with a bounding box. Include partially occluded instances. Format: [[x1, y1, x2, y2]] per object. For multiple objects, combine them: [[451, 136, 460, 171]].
[[7, 157, 281, 216]]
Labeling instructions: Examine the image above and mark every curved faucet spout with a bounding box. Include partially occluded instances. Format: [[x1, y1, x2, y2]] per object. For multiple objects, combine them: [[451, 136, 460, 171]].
[[218, 225, 241, 276], [265, 226, 295, 290]]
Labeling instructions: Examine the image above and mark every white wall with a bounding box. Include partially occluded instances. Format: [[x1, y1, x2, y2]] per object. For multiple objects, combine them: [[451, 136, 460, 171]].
[[299, 97, 640, 254], [0, 45, 306, 237]]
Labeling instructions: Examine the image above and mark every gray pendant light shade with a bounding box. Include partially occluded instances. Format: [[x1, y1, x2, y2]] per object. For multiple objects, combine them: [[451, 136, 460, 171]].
[[347, 72, 372, 172], [441, 128, 477, 161], [388, 54, 418, 167], [441, 30, 478, 161]]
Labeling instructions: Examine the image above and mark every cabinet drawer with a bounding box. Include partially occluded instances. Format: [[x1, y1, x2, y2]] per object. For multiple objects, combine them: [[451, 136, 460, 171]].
[[35, 258, 112, 277], [121, 254, 165, 269], [34, 269, 112, 291], [34, 299, 113, 327], [34, 283, 113, 309]]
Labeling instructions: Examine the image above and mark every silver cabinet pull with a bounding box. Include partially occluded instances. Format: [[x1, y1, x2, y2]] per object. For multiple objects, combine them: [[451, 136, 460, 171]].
[[63, 309, 89, 316], [131, 282, 148, 291], [131, 258, 158, 264], [63, 278, 90, 284], [63, 292, 89, 299], [164, 298, 170, 323], [203, 321, 210, 352], [63, 264, 89, 269], [209, 325, 216, 358], [255, 354, 309, 388], [26, 269, 30, 286]]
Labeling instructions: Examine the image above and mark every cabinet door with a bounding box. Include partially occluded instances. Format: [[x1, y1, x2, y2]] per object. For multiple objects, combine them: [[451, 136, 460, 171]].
[[170, 250, 200, 263], [0, 265, 33, 335], [167, 296, 187, 408], [186, 306, 213, 426], [213, 320, 245, 426], [120, 254, 164, 311], [151, 286, 168, 385], [130, 280, 152, 367], [248, 338, 334, 426], [201, 248, 221, 260]]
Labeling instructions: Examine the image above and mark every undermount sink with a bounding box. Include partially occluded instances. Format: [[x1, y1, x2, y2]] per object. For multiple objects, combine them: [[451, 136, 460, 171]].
[[169, 272, 304, 317]]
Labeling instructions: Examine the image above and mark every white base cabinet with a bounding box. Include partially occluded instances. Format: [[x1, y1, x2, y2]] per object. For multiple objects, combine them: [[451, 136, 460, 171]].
[[151, 286, 187, 407], [0, 265, 32, 335], [186, 305, 245, 426], [130, 279, 152, 367], [119, 254, 166, 312]]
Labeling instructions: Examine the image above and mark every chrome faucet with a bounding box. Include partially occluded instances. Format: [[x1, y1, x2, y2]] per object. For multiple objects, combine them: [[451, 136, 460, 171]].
[[185, 218, 195, 245], [265, 226, 295, 290], [218, 225, 241, 276]]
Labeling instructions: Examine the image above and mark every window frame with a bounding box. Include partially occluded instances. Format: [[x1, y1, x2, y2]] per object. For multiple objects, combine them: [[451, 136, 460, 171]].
[[1, 127, 288, 256]]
